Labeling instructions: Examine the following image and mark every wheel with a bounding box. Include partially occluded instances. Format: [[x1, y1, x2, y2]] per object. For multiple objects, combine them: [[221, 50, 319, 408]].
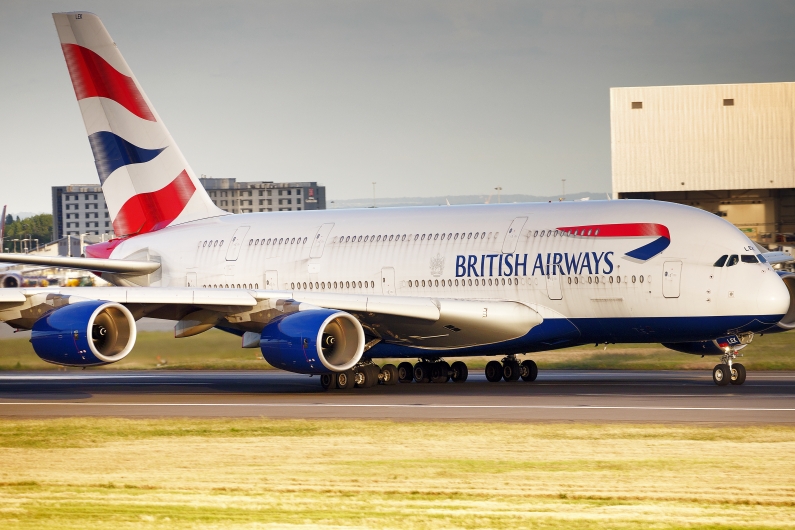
[[413, 362, 431, 383], [320, 373, 336, 390], [451, 361, 468, 382], [502, 360, 521, 382], [520, 359, 538, 382], [730, 363, 747, 385], [485, 360, 504, 382], [397, 362, 414, 383], [380, 364, 398, 385], [450, 361, 469, 383], [431, 361, 450, 383], [336, 370, 356, 389], [712, 364, 731, 386], [356, 365, 379, 388]]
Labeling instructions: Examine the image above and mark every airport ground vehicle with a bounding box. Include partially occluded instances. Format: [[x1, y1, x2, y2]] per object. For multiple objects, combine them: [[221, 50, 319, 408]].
[[1, 12, 792, 387]]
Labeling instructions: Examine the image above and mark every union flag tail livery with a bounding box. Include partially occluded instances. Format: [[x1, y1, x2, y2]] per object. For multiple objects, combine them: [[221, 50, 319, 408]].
[[53, 12, 225, 237]]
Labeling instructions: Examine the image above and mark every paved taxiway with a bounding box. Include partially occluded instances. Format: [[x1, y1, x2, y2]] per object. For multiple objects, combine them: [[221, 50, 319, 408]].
[[1, 370, 794, 423]]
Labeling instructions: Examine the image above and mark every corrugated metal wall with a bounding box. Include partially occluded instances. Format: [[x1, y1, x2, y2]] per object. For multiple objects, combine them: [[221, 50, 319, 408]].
[[611, 82, 795, 194]]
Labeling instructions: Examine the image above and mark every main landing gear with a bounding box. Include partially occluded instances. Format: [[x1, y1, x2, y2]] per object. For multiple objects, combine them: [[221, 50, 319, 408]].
[[321, 356, 539, 389], [712, 350, 747, 387], [320, 359, 470, 390], [485, 355, 538, 383]]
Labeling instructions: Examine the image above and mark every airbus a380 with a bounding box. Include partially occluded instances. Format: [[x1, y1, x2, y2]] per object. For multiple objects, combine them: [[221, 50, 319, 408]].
[[1, 12, 793, 388]]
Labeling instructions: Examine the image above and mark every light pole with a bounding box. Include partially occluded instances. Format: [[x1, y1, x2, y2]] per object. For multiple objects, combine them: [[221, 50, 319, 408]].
[[495, 187, 502, 204]]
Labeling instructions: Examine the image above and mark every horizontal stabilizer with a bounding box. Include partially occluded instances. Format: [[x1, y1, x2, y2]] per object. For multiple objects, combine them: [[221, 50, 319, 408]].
[[0, 254, 160, 274]]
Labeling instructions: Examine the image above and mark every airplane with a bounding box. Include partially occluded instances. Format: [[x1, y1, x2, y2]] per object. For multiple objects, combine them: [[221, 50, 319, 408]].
[[0, 11, 793, 388]]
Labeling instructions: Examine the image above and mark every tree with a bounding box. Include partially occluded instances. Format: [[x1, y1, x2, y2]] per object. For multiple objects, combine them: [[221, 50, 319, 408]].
[[3, 214, 54, 250]]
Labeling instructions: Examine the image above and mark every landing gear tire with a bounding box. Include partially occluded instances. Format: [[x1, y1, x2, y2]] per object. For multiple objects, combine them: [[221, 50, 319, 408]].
[[451, 361, 468, 383], [414, 362, 431, 383], [520, 360, 538, 382], [336, 370, 356, 389], [320, 373, 336, 390], [485, 360, 504, 382], [432, 361, 451, 383], [397, 362, 414, 383], [356, 365, 379, 388], [730, 363, 747, 386], [380, 364, 398, 385], [502, 360, 521, 382], [712, 364, 731, 386]]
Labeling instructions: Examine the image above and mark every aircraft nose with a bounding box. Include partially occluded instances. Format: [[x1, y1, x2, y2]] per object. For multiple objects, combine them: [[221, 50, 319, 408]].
[[758, 272, 791, 317]]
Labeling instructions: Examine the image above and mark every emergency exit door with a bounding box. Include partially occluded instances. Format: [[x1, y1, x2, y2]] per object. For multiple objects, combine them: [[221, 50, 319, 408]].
[[663, 261, 682, 298], [546, 273, 562, 300]]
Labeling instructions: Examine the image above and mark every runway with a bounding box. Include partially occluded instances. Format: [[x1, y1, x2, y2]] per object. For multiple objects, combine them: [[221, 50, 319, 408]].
[[1, 370, 794, 423]]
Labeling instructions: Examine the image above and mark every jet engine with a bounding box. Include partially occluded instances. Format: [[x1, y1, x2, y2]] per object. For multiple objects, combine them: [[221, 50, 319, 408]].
[[260, 309, 365, 374], [0, 272, 21, 288], [31, 300, 137, 366], [770, 271, 795, 331]]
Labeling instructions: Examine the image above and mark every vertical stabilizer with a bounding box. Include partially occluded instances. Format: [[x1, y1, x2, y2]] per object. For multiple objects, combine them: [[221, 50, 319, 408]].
[[52, 12, 226, 237]]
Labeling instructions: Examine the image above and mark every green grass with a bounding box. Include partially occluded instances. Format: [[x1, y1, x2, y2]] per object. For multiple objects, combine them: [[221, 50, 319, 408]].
[[0, 418, 794, 529], [1, 327, 794, 371]]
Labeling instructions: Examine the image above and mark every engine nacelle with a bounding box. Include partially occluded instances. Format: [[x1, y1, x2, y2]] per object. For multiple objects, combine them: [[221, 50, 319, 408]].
[[1, 272, 21, 288], [260, 309, 365, 374], [31, 301, 137, 366], [766, 271, 795, 333]]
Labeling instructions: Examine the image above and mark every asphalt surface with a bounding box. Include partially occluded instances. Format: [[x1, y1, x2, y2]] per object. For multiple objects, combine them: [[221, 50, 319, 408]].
[[1, 370, 794, 423]]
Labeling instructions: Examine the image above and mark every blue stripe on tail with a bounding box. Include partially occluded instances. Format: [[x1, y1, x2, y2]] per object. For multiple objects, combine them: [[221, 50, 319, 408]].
[[88, 131, 166, 183]]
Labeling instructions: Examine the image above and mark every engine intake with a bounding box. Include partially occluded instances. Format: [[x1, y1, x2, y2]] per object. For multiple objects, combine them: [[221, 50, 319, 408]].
[[31, 301, 137, 366], [773, 271, 795, 331], [260, 309, 365, 374]]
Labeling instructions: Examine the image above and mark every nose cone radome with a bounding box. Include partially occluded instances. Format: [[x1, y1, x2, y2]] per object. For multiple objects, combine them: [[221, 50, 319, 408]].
[[758, 272, 791, 318]]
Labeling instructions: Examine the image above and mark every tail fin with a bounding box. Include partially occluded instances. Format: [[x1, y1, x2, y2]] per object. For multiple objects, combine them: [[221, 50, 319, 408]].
[[53, 12, 225, 237]]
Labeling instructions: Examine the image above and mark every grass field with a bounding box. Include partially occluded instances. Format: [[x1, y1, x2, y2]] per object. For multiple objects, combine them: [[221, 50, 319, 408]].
[[0, 418, 793, 529], [1, 327, 794, 371]]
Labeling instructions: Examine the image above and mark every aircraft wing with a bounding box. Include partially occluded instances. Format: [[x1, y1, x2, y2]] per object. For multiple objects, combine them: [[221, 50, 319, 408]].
[[0, 286, 542, 349], [0, 254, 160, 275], [762, 251, 795, 265]]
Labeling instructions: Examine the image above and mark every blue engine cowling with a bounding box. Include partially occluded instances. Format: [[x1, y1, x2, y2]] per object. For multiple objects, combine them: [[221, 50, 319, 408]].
[[31, 300, 137, 366], [260, 309, 365, 374]]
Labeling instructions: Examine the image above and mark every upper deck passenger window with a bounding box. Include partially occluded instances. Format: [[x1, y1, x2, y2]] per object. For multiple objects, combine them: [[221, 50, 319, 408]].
[[726, 255, 739, 267], [741, 255, 759, 264]]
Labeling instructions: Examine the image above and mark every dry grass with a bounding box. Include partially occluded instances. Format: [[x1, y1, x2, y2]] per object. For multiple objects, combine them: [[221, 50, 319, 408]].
[[0, 418, 794, 528], [2, 327, 795, 371]]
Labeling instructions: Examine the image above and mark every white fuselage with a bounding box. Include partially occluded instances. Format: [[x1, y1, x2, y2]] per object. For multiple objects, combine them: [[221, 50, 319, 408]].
[[100, 200, 789, 353]]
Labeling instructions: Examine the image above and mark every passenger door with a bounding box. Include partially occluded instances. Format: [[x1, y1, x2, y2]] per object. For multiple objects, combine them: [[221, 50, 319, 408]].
[[310, 223, 335, 259], [546, 273, 562, 300], [264, 270, 279, 290], [381, 267, 396, 295], [662, 261, 682, 298], [186, 272, 197, 287], [225, 226, 250, 261], [502, 217, 528, 254]]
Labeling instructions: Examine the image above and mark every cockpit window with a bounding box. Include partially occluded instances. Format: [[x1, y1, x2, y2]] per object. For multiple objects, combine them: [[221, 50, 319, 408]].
[[757, 254, 768, 264], [741, 255, 759, 264], [714, 255, 728, 267], [726, 255, 739, 267]]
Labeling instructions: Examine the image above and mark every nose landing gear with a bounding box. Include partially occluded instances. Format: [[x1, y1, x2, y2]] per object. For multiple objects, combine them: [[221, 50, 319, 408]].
[[713, 350, 747, 386]]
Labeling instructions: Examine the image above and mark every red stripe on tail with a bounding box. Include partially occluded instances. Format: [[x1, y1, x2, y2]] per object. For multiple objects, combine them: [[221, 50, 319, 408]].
[[112, 170, 195, 236], [61, 43, 155, 121]]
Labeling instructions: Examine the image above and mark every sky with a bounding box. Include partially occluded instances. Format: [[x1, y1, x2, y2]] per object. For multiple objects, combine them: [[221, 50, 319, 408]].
[[2, 0, 795, 213]]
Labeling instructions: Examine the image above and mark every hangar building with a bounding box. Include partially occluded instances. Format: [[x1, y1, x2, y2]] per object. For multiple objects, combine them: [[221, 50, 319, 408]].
[[611, 82, 795, 245]]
